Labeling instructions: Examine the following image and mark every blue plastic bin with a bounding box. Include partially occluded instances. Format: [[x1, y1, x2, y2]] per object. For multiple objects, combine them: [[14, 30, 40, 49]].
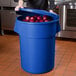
[[14, 8, 60, 74]]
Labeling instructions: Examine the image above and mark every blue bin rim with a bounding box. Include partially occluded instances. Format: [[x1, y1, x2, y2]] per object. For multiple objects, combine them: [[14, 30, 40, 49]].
[[17, 8, 59, 18], [18, 8, 58, 16]]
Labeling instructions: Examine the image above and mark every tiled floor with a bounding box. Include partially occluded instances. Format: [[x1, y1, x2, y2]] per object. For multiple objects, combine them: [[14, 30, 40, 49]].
[[0, 35, 76, 76]]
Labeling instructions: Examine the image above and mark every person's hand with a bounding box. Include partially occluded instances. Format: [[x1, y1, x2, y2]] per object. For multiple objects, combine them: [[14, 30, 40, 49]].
[[49, 10, 57, 14], [15, 0, 24, 11], [15, 5, 24, 11]]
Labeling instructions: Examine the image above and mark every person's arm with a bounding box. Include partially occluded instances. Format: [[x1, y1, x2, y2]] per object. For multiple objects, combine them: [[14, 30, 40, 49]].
[[48, 0, 57, 14], [15, 0, 24, 11], [48, 0, 56, 10]]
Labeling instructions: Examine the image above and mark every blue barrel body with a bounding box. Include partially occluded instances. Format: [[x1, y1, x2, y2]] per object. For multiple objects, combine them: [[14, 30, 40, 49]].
[[14, 8, 60, 74]]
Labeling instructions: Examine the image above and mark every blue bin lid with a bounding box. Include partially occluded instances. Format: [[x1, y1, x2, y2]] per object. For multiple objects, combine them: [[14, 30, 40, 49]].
[[16, 8, 59, 19]]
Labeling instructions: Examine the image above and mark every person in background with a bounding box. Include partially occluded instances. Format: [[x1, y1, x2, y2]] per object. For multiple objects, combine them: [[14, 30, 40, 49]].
[[15, 0, 56, 13]]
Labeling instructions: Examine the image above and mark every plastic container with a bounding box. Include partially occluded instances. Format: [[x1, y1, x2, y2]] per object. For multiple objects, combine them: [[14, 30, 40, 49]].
[[14, 8, 60, 74]]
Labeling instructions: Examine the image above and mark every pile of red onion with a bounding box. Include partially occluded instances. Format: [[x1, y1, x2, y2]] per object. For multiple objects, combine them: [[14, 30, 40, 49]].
[[23, 15, 52, 22]]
